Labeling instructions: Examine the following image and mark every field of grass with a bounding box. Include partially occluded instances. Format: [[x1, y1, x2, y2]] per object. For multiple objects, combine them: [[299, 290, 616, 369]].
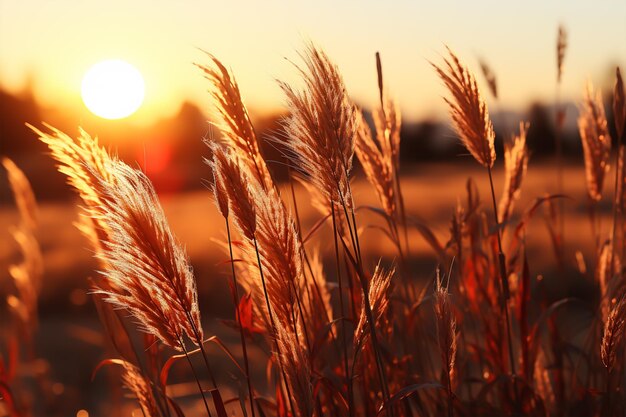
[[1, 41, 624, 417]]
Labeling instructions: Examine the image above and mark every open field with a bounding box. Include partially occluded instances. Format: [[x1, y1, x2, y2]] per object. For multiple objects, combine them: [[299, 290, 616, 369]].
[[0, 162, 615, 415]]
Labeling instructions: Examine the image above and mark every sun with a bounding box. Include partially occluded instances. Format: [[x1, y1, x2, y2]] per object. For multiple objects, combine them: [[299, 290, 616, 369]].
[[81, 59, 145, 120]]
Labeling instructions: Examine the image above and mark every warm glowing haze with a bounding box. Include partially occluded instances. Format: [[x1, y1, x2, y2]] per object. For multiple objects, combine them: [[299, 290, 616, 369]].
[[81, 60, 145, 120], [0, 1, 624, 124]]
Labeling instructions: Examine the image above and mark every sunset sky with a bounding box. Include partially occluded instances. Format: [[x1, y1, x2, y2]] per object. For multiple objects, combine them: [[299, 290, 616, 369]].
[[1, 0, 624, 125]]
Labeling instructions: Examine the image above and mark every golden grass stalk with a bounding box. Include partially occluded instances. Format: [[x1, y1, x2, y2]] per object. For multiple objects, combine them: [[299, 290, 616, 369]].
[[478, 58, 498, 100], [578, 82, 612, 202], [28, 124, 117, 264], [354, 262, 394, 349], [373, 94, 402, 177], [3, 158, 43, 331], [196, 53, 273, 191], [251, 182, 304, 329], [601, 295, 626, 370], [556, 26, 567, 84], [278, 42, 357, 208], [28, 124, 113, 219], [121, 361, 160, 417], [208, 144, 257, 241], [434, 47, 517, 383], [355, 110, 396, 218], [275, 321, 313, 417], [91, 159, 203, 352], [498, 122, 530, 226], [2, 158, 37, 231], [209, 139, 304, 415], [301, 248, 334, 340], [209, 143, 257, 417], [432, 47, 496, 169], [434, 268, 457, 417], [211, 143, 302, 329]]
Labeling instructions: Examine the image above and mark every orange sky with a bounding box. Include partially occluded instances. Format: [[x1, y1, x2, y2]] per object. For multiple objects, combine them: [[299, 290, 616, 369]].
[[0, 0, 624, 125]]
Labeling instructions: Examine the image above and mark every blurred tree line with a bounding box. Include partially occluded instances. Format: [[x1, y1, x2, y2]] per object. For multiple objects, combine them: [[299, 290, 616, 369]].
[[1, 85, 619, 202]]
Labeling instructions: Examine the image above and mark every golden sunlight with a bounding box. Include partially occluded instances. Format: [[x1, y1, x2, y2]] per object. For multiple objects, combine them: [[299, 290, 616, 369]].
[[81, 59, 145, 119]]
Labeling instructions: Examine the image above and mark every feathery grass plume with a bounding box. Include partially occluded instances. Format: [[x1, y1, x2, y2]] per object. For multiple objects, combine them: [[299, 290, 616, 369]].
[[478, 58, 498, 100], [556, 26, 567, 84], [601, 295, 626, 369], [434, 268, 457, 417], [122, 361, 160, 417], [275, 321, 313, 417], [211, 145, 304, 331], [251, 182, 304, 328], [2, 158, 37, 230], [299, 248, 333, 342], [3, 158, 43, 330], [432, 47, 496, 168], [373, 96, 402, 174], [355, 110, 396, 217], [354, 262, 394, 348], [498, 122, 530, 225], [207, 143, 257, 240], [196, 53, 273, 191], [578, 82, 612, 202], [615, 68, 625, 140], [434, 269, 457, 379], [28, 124, 116, 260], [28, 124, 114, 214], [92, 159, 203, 351], [278, 42, 357, 208]]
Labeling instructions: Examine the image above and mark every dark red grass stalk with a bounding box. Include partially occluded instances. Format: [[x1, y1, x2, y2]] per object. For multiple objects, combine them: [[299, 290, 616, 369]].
[[487, 165, 516, 379], [331, 203, 355, 417], [225, 219, 256, 417], [251, 237, 296, 417]]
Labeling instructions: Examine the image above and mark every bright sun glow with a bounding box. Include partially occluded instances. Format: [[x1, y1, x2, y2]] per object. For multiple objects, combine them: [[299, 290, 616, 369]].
[[81, 59, 145, 119]]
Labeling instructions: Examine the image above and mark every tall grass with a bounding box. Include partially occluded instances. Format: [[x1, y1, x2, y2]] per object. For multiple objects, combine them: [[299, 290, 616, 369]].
[[2, 31, 626, 417]]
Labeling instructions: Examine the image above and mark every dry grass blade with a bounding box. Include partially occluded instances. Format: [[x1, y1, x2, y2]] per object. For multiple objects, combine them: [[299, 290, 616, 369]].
[[478, 58, 498, 100], [207, 144, 257, 240], [275, 321, 313, 417], [432, 47, 496, 168], [355, 110, 396, 217], [498, 122, 530, 225], [354, 262, 394, 348], [2, 158, 37, 230], [92, 159, 203, 351], [601, 296, 626, 369], [3, 158, 43, 330], [434, 268, 457, 417], [434, 269, 457, 383], [278, 42, 357, 208], [196, 53, 273, 191], [557, 26, 567, 83], [122, 361, 160, 417], [578, 82, 612, 202]]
